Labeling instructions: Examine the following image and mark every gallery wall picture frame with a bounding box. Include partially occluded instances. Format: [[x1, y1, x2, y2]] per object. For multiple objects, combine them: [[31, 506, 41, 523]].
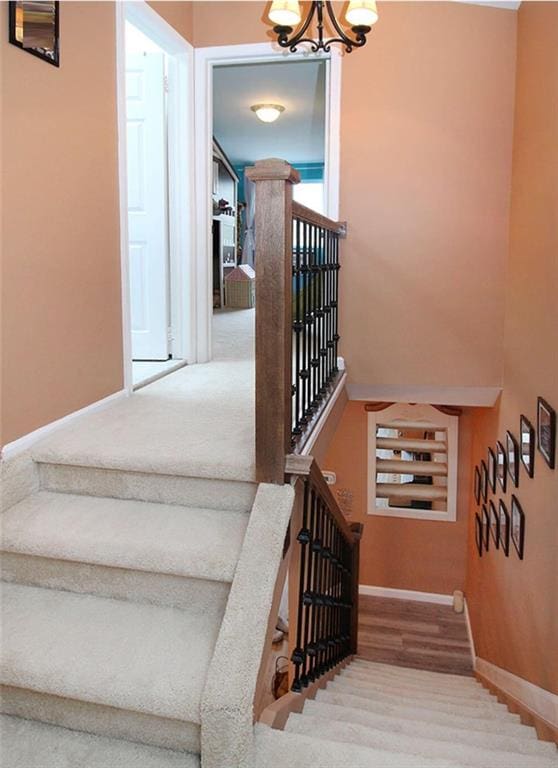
[[487, 448, 497, 493], [474, 466, 481, 505], [482, 504, 490, 552], [537, 397, 556, 470], [8, 1, 60, 67], [496, 440, 507, 493], [511, 495, 525, 560], [520, 415, 535, 479], [481, 460, 488, 502], [475, 512, 483, 557], [499, 500, 510, 557], [506, 431, 519, 488], [489, 500, 499, 548]]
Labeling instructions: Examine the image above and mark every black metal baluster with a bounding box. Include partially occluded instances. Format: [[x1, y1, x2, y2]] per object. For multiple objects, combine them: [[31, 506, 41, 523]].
[[332, 234, 340, 375], [302, 222, 311, 428], [291, 479, 310, 692], [292, 218, 302, 443]]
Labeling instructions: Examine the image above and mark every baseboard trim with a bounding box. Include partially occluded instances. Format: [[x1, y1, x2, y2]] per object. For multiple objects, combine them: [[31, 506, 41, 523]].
[[475, 657, 558, 744], [1, 390, 128, 461], [358, 584, 453, 605], [463, 598, 476, 668], [300, 371, 347, 456]]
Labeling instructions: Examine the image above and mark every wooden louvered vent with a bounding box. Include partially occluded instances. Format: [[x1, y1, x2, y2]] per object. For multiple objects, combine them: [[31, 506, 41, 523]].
[[367, 403, 458, 522]]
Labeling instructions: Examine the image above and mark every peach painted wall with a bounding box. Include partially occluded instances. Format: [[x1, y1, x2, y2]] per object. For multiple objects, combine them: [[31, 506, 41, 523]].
[[322, 401, 472, 594], [147, 1, 194, 42], [192, 1, 517, 389], [1, 2, 123, 447], [465, 2, 558, 695]]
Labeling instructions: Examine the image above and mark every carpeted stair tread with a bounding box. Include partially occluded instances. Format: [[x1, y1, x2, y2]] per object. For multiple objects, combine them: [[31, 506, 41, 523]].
[[1, 491, 247, 584], [315, 690, 523, 731], [0, 714, 199, 768], [302, 699, 551, 755], [326, 679, 508, 715], [340, 668, 486, 698], [1, 583, 219, 723], [352, 658, 477, 683], [255, 723, 470, 768], [334, 674, 497, 705], [287, 713, 557, 767]]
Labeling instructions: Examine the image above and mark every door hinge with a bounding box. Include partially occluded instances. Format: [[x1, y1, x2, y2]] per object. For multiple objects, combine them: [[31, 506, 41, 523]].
[[163, 74, 169, 93]]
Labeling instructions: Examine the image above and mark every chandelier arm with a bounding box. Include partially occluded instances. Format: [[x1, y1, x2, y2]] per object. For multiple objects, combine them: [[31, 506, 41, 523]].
[[324, 1, 370, 51], [273, 1, 318, 51]]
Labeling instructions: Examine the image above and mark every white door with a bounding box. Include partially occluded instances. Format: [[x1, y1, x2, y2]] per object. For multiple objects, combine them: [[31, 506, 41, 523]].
[[126, 51, 169, 360]]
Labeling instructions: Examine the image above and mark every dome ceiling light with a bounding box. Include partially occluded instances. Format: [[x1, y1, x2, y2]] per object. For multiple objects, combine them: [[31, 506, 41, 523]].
[[250, 104, 285, 123], [268, 0, 379, 54]]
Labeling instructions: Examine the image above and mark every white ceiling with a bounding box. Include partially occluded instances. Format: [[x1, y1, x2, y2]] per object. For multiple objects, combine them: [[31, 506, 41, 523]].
[[213, 60, 326, 167], [453, 1, 521, 8]]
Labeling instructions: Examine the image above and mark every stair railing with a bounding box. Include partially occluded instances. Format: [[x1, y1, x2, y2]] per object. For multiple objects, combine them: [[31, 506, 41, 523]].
[[245, 159, 346, 484]]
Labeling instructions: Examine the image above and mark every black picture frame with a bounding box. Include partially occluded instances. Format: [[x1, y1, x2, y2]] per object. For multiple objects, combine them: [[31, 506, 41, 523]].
[[481, 460, 488, 502], [496, 440, 507, 493], [511, 495, 525, 560], [8, 1, 60, 67], [499, 499, 510, 557], [474, 466, 481, 505], [537, 397, 556, 470], [482, 504, 490, 552], [506, 431, 519, 488], [489, 500, 499, 548], [487, 448, 496, 493], [475, 512, 483, 557], [520, 415, 535, 479]]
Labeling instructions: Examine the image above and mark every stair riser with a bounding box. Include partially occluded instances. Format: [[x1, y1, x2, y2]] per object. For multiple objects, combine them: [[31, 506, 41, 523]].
[[343, 667, 481, 693], [38, 463, 256, 513], [303, 701, 547, 754], [0, 685, 199, 753], [351, 660, 474, 683], [328, 682, 507, 716], [316, 691, 521, 730], [338, 674, 494, 703], [339, 670, 486, 700], [1, 552, 230, 614]]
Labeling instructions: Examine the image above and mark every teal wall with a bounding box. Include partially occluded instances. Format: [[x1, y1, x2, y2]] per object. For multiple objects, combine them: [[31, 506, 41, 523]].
[[234, 162, 324, 203]]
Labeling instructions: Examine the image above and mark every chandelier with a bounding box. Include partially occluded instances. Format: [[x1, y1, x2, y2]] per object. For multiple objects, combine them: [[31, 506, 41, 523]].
[[268, 1, 379, 54]]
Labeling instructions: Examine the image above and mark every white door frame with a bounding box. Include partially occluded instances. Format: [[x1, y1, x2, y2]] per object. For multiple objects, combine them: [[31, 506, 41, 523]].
[[194, 42, 342, 362], [116, 1, 195, 392]]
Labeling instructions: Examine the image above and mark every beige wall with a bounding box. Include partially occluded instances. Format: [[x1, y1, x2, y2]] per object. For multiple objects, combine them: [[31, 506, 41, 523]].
[[465, 2, 558, 696], [323, 401, 471, 594], [147, 1, 194, 42]]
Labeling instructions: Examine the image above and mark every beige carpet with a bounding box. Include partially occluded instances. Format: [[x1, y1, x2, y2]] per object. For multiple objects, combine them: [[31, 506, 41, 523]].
[[32, 310, 256, 482]]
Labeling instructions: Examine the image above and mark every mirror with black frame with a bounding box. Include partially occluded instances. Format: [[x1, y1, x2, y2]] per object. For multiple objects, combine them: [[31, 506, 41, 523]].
[[9, 1, 59, 67]]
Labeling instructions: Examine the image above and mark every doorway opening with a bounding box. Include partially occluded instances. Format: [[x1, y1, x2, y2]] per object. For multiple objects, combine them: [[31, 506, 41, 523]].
[[117, 2, 194, 392]]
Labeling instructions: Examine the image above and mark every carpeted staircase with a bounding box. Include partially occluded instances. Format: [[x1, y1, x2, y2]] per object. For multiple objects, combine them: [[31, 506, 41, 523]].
[[256, 659, 557, 768]]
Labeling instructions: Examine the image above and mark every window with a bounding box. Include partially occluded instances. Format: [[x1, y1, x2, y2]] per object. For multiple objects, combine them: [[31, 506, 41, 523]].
[[367, 403, 458, 522]]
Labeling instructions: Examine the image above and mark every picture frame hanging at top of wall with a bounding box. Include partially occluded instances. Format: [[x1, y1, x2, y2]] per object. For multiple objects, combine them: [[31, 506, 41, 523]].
[[499, 499, 510, 557], [487, 448, 496, 493], [537, 397, 556, 470], [506, 430, 519, 488], [481, 460, 488, 502], [511, 495, 525, 560], [474, 466, 481, 505], [482, 504, 490, 552], [489, 500, 499, 548], [8, 1, 60, 67], [520, 415, 535, 478], [496, 440, 507, 493], [475, 512, 483, 557]]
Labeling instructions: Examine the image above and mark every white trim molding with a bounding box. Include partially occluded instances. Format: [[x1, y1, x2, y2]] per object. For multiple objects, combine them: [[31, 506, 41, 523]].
[[194, 42, 342, 362], [1, 390, 128, 462], [348, 384, 502, 408], [463, 598, 476, 668], [300, 371, 347, 455], [359, 585, 453, 605], [476, 657, 558, 729]]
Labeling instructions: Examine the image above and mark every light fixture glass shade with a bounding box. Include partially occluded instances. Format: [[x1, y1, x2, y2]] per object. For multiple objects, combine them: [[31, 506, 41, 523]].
[[251, 104, 285, 123], [268, 0, 301, 27], [345, 0, 379, 27]]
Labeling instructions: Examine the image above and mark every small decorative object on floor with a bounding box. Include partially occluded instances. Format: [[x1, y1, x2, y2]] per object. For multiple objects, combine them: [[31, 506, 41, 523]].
[[499, 500, 510, 556], [474, 466, 481, 505], [9, 1, 59, 67], [506, 430, 519, 488], [520, 414, 535, 478], [487, 447, 496, 493], [489, 500, 499, 548], [511, 494, 525, 560], [475, 513, 483, 556], [452, 590, 464, 614], [537, 397, 556, 469], [224, 264, 255, 309], [496, 440, 507, 492]]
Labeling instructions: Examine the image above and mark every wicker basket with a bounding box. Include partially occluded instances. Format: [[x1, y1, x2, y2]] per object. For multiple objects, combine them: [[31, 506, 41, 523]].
[[225, 265, 255, 308]]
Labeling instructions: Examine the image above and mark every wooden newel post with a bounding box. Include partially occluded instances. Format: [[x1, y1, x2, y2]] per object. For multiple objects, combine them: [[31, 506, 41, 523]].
[[245, 159, 300, 484]]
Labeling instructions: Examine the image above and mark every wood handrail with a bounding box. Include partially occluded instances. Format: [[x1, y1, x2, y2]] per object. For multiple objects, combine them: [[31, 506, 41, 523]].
[[292, 201, 347, 237]]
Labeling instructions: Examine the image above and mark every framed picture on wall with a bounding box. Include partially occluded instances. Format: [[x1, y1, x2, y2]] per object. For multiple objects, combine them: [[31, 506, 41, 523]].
[[474, 466, 481, 505], [506, 431, 519, 488], [487, 448, 496, 493], [8, 1, 60, 67], [475, 512, 483, 557], [499, 500, 510, 557], [482, 504, 490, 552], [520, 415, 535, 478], [511, 495, 525, 560], [489, 500, 499, 548], [537, 397, 556, 470], [496, 440, 507, 492], [481, 460, 488, 502]]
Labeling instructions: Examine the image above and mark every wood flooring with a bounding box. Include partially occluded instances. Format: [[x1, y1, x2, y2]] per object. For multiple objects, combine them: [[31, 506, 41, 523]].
[[357, 595, 474, 677]]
